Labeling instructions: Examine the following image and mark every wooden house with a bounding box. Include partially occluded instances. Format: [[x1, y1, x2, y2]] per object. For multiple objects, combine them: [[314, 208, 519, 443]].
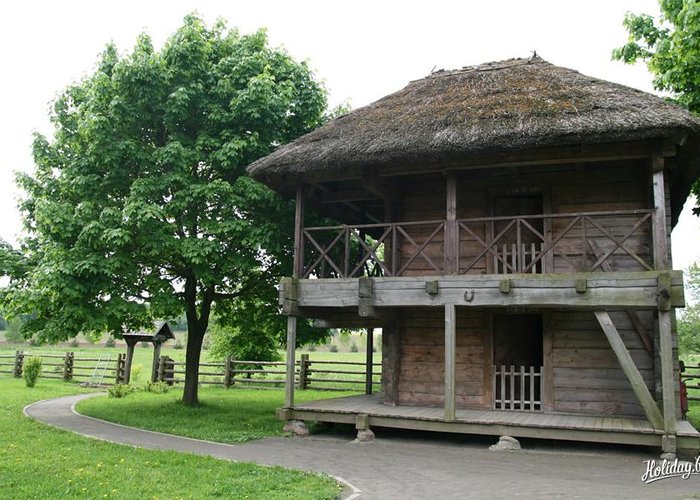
[[246, 57, 700, 456]]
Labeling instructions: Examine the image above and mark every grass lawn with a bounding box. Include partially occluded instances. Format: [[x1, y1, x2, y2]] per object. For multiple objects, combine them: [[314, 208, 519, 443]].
[[0, 378, 340, 499], [77, 386, 356, 443]]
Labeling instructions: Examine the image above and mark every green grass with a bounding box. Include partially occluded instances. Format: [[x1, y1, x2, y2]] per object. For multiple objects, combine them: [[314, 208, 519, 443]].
[[77, 386, 355, 443], [0, 378, 340, 499]]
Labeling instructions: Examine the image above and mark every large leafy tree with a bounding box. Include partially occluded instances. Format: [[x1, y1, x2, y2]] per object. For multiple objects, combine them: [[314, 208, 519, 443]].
[[613, 0, 700, 207], [1, 15, 328, 404]]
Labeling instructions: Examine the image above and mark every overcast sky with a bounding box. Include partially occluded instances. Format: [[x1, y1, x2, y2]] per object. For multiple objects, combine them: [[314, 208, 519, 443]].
[[2, 0, 699, 268]]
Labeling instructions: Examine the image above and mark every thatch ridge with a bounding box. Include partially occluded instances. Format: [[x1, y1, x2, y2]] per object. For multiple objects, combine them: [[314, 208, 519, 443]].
[[247, 57, 700, 190]]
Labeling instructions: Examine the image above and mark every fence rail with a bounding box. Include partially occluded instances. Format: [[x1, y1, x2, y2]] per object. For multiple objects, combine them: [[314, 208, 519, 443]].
[[682, 363, 700, 402], [1, 350, 381, 392]]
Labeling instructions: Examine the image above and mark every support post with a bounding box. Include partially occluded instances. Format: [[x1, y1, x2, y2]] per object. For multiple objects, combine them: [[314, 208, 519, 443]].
[[124, 341, 136, 384], [381, 317, 401, 405], [445, 171, 458, 274], [444, 303, 456, 420], [650, 155, 677, 451], [365, 328, 374, 395], [594, 311, 664, 430], [151, 342, 162, 383], [285, 315, 297, 409], [293, 182, 305, 278]]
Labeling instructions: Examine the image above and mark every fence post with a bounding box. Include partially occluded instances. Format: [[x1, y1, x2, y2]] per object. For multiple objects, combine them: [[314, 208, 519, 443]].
[[13, 350, 24, 378], [63, 351, 74, 381], [224, 356, 235, 388], [116, 353, 126, 384], [163, 356, 175, 386], [299, 354, 309, 390]]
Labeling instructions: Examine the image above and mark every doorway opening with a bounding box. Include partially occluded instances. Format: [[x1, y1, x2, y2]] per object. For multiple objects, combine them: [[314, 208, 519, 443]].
[[492, 314, 543, 411]]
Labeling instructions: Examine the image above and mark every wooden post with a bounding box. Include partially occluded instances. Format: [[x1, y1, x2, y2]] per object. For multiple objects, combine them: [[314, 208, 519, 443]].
[[116, 353, 126, 384], [594, 311, 664, 430], [445, 171, 458, 274], [63, 351, 74, 381], [164, 356, 175, 386], [293, 182, 305, 278], [124, 342, 135, 384], [365, 328, 374, 395], [224, 356, 234, 388], [299, 353, 309, 390], [150, 342, 162, 383], [650, 155, 677, 446], [444, 303, 456, 420], [382, 317, 401, 405], [285, 315, 297, 409], [13, 350, 24, 378]]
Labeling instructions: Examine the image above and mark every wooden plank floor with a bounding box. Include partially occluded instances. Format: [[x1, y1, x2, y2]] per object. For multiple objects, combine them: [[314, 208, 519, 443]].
[[295, 394, 700, 439]]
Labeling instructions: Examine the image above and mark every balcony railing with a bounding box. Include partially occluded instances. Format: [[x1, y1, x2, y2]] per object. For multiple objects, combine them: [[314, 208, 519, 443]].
[[300, 209, 654, 279]]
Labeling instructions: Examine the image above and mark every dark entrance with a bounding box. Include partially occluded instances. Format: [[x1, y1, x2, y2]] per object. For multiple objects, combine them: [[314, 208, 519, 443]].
[[492, 314, 543, 411]]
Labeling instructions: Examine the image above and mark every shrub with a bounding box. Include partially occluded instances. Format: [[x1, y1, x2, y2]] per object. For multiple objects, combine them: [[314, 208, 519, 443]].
[[108, 384, 134, 398], [130, 364, 143, 382], [173, 339, 184, 350], [23, 357, 42, 388], [105, 336, 116, 348], [144, 381, 171, 394], [307, 344, 317, 352], [140, 341, 150, 348], [328, 344, 338, 353], [68, 338, 80, 348], [350, 342, 359, 353]]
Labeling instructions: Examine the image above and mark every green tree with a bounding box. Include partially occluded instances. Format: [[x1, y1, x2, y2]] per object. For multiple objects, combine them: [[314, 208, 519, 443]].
[[678, 263, 700, 355], [614, 1, 700, 208], [0, 15, 328, 405]]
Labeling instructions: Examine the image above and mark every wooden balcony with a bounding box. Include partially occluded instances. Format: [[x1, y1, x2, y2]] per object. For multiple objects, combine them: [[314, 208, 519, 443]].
[[300, 209, 655, 279]]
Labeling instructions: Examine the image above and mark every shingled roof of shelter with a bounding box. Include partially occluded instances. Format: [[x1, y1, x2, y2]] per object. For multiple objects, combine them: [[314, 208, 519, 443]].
[[247, 56, 700, 196]]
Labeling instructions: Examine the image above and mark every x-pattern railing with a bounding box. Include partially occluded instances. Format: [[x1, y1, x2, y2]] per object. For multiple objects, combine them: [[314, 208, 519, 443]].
[[458, 210, 654, 274], [302, 220, 445, 278], [300, 210, 654, 278]]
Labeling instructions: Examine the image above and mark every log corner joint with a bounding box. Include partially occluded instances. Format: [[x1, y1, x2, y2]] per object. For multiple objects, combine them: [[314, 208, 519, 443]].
[[280, 277, 300, 316], [359, 277, 377, 318]]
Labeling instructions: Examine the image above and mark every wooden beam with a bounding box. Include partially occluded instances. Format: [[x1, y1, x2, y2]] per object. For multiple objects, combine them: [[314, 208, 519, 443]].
[[363, 167, 400, 202], [594, 311, 664, 430], [320, 188, 377, 203], [382, 317, 401, 405], [293, 184, 305, 278], [444, 303, 456, 420], [294, 272, 685, 310], [542, 313, 554, 412], [651, 157, 669, 270], [445, 171, 458, 274], [365, 328, 374, 395], [284, 315, 297, 409], [658, 309, 677, 434]]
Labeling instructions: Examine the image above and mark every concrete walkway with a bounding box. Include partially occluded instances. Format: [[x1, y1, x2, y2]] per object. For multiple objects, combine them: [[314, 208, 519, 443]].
[[25, 394, 700, 499]]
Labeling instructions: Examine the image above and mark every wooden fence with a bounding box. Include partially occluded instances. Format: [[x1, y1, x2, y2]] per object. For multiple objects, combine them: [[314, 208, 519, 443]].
[[0, 350, 117, 383], [493, 364, 543, 411], [0, 350, 381, 392], [682, 364, 700, 402], [158, 353, 382, 392]]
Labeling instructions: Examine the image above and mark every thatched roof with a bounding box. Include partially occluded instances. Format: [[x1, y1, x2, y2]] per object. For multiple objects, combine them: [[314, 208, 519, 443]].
[[247, 56, 700, 197]]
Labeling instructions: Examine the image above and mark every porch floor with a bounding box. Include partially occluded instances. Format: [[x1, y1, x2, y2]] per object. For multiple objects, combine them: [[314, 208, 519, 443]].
[[289, 394, 700, 449]]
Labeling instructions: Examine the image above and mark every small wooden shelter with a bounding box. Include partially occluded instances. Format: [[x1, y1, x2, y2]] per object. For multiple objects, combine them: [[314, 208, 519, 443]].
[[121, 322, 174, 384], [247, 57, 700, 455]]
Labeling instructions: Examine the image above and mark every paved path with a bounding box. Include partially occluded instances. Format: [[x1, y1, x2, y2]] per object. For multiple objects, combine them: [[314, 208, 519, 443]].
[[25, 394, 700, 499]]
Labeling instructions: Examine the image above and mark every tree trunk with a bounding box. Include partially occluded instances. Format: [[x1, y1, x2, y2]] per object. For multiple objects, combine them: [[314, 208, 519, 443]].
[[183, 322, 205, 405], [182, 276, 214, 406]]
